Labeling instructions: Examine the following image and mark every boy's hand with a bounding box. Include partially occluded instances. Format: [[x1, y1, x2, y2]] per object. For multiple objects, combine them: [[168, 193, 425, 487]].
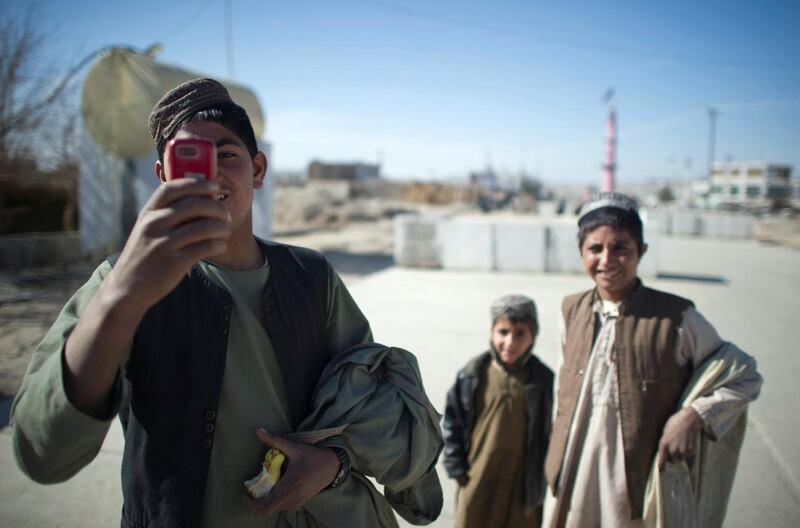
[[243, 429, 340, 516], [657, 407, 705, 469], [107, 178, 231, 312]]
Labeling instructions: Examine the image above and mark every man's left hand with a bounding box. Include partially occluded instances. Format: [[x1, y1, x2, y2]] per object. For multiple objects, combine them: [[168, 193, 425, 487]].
[[243, 429, 340, 516], [656, 407, 705, 470]]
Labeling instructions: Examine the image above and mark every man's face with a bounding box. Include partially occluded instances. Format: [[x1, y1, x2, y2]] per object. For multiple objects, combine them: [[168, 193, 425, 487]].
[[491, 316, 535, 366], [580, 225, 644, 302], [159, 120, 266, 235]]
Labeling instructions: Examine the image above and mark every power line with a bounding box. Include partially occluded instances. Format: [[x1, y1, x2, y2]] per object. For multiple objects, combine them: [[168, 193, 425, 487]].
[[225, 0, 235, 79], [359, 0, 796, 71], [707, 106, 720, 177], [154, 0, 214, 43]]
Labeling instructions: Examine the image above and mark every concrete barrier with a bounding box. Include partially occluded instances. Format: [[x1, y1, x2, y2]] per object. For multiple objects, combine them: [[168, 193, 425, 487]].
[[545, 221, 584, 273], [494, 220, 547, 272], [671, 211, 701, 236], [438, 218, 494, 270], [646, 208, 754, 239], [393, 215, 440, 268], [644, 209, 672, 235], [393, 215, 661, 275], [640, 226, 659, 277], [725, 214, 754, 238]]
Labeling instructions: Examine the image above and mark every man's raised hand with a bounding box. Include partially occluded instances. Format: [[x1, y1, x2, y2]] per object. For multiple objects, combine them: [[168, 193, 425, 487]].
[[63, 178, 231, 418], [107, 178, 231, 312]]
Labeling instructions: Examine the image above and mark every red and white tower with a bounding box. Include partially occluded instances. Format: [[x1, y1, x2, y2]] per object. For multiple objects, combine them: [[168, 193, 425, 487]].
[[601, 90, 617, 192]]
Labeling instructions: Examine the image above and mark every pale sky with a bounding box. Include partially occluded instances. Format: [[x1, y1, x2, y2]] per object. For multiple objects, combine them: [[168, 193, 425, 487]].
[[7, 0, 800, 183]]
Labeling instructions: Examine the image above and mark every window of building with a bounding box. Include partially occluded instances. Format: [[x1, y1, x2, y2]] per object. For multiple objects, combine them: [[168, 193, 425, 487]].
[[767, 187, 790, 199], [771, 168, 790, 181], [746, 186, 760, 198], [729, 186, 739, 195]]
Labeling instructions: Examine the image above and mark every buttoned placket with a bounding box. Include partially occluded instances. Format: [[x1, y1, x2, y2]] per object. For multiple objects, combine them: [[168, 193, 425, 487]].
[[203, 295, 231, 450], [590, 301, 621, 408]]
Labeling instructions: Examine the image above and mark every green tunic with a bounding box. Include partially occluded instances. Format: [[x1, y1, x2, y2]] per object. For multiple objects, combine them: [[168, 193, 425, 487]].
[[12, 250, 372, 528], [455, 358, 541, 528]]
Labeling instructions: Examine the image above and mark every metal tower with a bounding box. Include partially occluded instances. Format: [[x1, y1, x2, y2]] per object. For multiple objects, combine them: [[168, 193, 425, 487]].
[[602, 88, 617, 192]]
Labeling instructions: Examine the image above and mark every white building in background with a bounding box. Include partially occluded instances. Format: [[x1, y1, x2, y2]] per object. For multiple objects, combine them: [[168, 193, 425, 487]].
[[709, 161, 792, 209], [307, 161, 380, 181]]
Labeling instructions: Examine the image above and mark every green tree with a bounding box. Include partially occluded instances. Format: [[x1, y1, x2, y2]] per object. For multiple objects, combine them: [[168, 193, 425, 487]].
[[657, 185, 676, 203], [519, 176, 542, 198]]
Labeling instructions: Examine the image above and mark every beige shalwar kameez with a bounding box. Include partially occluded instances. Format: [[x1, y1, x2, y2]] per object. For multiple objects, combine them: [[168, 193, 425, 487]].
[[542, 299, 762, 528], [455, 359, 541, 528]]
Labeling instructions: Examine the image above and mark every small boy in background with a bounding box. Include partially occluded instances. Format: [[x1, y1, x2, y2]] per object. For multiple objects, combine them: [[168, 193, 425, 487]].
[[443, 295, 554, 528]]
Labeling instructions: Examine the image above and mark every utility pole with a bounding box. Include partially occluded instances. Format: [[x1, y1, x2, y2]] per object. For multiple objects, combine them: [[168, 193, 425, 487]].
[[707, 106, 719, 178], [225, 0, 235, 79]]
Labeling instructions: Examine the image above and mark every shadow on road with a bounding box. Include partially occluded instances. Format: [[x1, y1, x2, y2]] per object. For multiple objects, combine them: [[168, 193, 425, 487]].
[[321, 250, 395, 277], [656, 272, 727, 284]]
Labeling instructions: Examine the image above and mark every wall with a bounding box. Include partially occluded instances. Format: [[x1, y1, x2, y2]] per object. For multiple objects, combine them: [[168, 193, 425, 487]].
[[394, 215, 661, 276]]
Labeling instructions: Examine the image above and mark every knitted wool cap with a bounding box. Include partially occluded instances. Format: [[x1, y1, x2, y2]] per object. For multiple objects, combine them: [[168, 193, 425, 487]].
[[578, 192, 638, 223], [148, 78, 234, 145], [490, 294, 538, 328]]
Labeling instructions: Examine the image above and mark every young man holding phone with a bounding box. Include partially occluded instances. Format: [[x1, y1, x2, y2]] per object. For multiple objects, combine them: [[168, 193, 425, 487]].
[[11, 78, 376, 526]]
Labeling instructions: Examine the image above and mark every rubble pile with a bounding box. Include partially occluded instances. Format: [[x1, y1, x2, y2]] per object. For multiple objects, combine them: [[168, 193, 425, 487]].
[[272, 180, 472, 235], [754, 215, 800, 250]]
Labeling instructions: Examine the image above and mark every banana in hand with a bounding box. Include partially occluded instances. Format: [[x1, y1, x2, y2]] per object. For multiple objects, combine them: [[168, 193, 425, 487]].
[[244, 448, 286, 499]]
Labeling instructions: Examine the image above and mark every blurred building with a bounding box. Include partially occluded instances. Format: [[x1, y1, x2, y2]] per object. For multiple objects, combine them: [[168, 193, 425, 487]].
[[307, 161, 380, 181], [271, 169, 306, 185], [689, 180, 712, 208], [469, 166, 499, 191], [708, 161, 792, 208]]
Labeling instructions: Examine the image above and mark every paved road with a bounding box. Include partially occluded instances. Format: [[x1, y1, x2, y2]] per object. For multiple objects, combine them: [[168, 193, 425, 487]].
[[1, 236, 798, 527]]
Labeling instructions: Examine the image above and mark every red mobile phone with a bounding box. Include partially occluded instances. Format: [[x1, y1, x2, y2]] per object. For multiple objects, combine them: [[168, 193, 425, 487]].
[[166, 138, 217, 181]]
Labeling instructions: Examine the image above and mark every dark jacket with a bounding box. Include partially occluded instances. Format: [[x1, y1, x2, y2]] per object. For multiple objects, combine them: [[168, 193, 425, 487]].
[[442, 351, 554, 512], [114, 240, 334, 528]]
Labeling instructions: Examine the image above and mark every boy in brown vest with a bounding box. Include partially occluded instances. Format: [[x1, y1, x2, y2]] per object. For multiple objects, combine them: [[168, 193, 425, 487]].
[[542, 192, 762, 527], [443, 295, 554, 528]]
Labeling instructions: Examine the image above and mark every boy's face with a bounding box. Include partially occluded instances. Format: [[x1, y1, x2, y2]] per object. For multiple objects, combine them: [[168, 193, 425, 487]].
[[580, 225, 645, 302], [491, 316, 535, 366], [156, 120, 267, 236]]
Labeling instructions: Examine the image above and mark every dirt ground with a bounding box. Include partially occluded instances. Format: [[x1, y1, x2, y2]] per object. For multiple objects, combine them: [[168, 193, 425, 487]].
[[0, 262, 97, 397], [754, 214, 800, 250]]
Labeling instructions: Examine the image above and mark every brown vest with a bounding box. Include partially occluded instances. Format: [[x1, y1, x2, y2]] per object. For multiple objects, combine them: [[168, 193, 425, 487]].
[[544, 282, 693, 520]]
